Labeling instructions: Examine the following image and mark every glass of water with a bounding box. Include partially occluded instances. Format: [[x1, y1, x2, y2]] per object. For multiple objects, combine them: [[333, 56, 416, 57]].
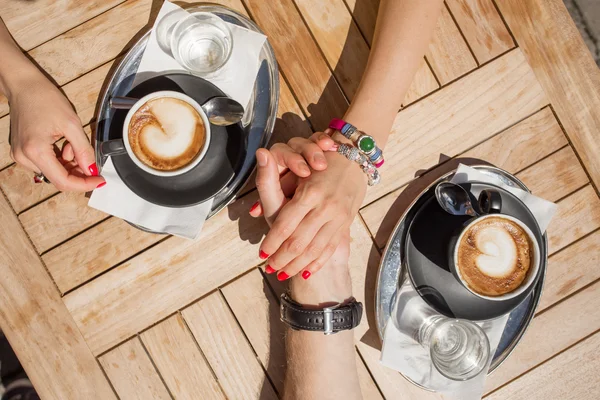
[[418, 316, 490, 381], [169, 12, 233, 75]]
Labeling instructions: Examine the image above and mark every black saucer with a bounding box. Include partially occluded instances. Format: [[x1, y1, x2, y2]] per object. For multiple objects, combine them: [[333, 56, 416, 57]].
[[405, 182, 545, 321], [107, 73, 247, 207]]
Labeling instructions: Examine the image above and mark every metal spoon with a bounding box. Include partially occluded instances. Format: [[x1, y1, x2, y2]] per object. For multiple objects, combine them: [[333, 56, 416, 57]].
[[201, 96, 244, 126], [109, 96, 244, 126], [435, 182, 502, 216], [435, 182, 479, 217]]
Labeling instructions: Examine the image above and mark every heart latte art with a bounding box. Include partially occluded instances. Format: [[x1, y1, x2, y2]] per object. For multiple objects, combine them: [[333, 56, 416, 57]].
[[128, 97, 206, 171], [456, 216, 533, 296]]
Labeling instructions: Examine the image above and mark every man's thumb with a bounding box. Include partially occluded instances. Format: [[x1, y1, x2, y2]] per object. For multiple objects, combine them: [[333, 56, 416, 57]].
[[255, 149, 287, 224]]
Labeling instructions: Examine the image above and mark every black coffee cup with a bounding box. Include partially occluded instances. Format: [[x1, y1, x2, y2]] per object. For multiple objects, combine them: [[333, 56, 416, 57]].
[[448, 193, 542, 301]]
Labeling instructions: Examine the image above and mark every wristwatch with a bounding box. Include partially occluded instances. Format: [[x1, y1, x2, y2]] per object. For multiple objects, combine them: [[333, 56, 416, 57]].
[[280, 293, 363, 335]]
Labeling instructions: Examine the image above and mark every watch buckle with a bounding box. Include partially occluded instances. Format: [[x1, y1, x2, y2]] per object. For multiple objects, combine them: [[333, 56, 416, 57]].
[[323, 303, 341, 335]]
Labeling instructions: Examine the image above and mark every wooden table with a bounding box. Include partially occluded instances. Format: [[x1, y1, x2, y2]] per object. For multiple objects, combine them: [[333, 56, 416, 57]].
[[0, 0, 599, 399]]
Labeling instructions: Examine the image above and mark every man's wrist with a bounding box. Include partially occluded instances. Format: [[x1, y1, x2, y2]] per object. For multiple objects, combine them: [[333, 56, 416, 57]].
[[289, 253, 352, 308]]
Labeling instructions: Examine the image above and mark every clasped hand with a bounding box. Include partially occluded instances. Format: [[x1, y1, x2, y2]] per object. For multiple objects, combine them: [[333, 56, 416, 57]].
[[251, 132, 368, 280]]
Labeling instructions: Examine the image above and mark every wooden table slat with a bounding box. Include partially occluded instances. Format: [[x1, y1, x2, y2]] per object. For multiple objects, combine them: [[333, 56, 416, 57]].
[[19, 190, 107, 253], [42, 216, 163, 294], [547, 185, 600, 254], [496, 0, 600, 193], [182, 291, 279, 400], [0, 191, 115, 399], [446, 0, 515, 64], [99, 337, 172, 400], [517, 146, 588, 202], [294, 0, 370, 101], [485, 330, 600, 399], [425, 5, 477, 85], [140, 314, 226, 400], [0, 0, 126, 52], [538, 229, 600, 313], [485, 279, 600, 393]]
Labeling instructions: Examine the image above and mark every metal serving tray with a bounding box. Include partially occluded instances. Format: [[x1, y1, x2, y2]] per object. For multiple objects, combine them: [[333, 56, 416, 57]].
[[94, 5, 279, 220], [376, 165, 547, 376]]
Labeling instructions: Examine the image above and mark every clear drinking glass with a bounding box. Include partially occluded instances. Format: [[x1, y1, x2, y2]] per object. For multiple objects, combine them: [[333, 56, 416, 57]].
[[418, 316, 490, 381], [169, 12, 233, 75]]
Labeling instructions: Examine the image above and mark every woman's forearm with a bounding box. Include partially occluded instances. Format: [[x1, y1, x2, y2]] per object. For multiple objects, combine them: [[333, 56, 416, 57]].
[[343, 0, 444, 148], [0, 18, 42, 100]]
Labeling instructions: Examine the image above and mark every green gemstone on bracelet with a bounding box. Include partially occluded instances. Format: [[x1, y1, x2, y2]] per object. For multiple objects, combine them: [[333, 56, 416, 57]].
[[358, 136, 375, 152]]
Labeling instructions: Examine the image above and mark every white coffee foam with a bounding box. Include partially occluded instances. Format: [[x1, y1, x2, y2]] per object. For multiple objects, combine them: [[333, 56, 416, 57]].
[[139, 98, 199, 158], [474, 226, 518, 277]]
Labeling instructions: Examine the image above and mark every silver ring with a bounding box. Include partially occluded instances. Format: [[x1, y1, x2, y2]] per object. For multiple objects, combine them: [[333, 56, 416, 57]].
[[33, 172, 50, 184]]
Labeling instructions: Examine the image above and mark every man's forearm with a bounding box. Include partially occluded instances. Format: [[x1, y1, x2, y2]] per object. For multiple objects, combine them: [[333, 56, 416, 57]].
[[283, 246, 362, 400], [0, 18, 42, 100], [344, 0, 444, 148]]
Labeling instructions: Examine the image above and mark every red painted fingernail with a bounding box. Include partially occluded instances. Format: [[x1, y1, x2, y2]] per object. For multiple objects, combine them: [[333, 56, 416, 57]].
[[259, 250, 269, 259], [96, 181, 106, 188], [302, 270, 311, 280], [249, 201, 260, 213], [265, 265, 276, 274], [33, 176, 42, 183], [88, 163, 99, 176], [277, 271, 289, 281]]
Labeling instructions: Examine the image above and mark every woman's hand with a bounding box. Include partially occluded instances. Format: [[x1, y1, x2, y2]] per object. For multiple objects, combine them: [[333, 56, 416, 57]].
[[259, 134, 368, 281], [250, 133, 334, 219], [9, 73, 105, 191]]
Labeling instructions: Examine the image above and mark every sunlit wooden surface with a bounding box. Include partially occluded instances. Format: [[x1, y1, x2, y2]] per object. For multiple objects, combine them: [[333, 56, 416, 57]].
[[0, 0, 599, 398]]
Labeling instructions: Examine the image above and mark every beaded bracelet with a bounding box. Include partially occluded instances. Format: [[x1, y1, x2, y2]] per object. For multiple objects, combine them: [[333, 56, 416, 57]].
[[334, 143, 381, 186], [329, 118, 384, 168]]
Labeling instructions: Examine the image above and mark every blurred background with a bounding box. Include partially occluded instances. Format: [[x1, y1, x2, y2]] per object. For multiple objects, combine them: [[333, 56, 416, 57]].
[[565, 0, 600, 66]]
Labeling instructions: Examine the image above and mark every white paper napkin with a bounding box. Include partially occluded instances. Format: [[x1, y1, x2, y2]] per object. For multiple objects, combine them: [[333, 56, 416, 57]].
[[380, 164, 557, 399], [89, 158, 211, 239], [89, 0, 266, 239]]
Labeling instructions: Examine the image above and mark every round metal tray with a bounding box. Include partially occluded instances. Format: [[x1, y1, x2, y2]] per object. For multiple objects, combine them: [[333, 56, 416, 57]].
[[376, 165, 547, 376], [94, 5, 279, 221]]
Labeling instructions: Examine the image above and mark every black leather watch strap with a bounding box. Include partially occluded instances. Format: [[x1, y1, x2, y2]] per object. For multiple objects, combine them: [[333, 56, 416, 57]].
[[280, 293, 363, 335]]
